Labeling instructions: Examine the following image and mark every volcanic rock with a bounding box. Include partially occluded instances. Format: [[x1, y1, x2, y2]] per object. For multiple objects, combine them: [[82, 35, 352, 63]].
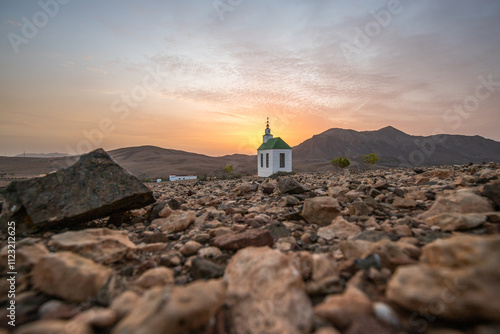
[[278, 177, 309, 194], [392, 197, 417, 209], [267, 222, 291, 239], [112, 279, 226, 334], [314, 285, 372, 329], [278, 195, 301, 207], [306, 253, 343, 295], [180, 240, 202, 256], [211, 229, 274, 250], [387, 234, 500, 321], [32, 251, 112, 302], [132, 267, 174, 289], [347, 201, 372, 216], [420, 191, 493, 219], [0, 240, 48, 270], [156, 210, 196, 233], [190, 257, 225, 280], [0, 148, 154, 231], [339, 240, 373, 259], [328, 185, 349, 197], [302, 196, 342, 226], [481, 181, 500, 209], [317, 216, 362, 240], [425, 213, 487, 231], [110, 290, 140, 320], [225, 246, 313, 334], [48, 228, 136, 264], [14, 319, 93, 334]]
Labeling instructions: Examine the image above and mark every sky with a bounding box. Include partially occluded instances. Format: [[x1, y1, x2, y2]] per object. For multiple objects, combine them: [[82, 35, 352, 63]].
[[1, 0, 499, 157]]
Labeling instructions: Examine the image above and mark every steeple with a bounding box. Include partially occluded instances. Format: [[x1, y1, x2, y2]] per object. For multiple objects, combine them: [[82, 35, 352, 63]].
[[263, 117, 273, 143]]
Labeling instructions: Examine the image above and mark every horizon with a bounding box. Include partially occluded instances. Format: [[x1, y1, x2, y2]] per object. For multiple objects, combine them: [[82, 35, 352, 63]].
[[4, 124, 500, 158], [1, 1, 500, 157]]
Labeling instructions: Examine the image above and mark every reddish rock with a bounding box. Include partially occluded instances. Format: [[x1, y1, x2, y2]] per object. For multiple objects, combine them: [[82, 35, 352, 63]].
[[225, 247, 313, 334], [340, 240, 373, 259], [112, 279, 226, 334], [387, 234, 500, 321], [14, 319, 92, 334], [317, 216, 361, 240], [72, 307, 117, 328], [425, 213, 487, 231], [289, 251, 314, 280], [302, 196, 342, 226], [348, 201, 372, 216], [211, 229, 274, 250], [420, 191, 493, 219], [132, 267, 174, 289], [48, 228, 136, 264], [393, 197, 417, 209], [314, 285, 372, 329], [32, 251, 112, 303], [0, 241, 48, 270], [366, 239, 417, 270], [180, 240, 202, 256], [432, 169, 453, 179], [344, 315, 398, 334], [156, 210, 196, 233], [110, 290, 140, 320]]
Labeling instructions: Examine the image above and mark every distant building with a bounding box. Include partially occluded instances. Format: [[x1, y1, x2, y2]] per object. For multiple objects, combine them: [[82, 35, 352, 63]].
[[257, 118, 292, 177], [169, 175, 197, 181]]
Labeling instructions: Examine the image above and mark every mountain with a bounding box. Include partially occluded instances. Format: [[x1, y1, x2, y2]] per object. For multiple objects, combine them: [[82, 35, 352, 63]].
[[14, 152, 69, 158], [2, 127, 499, 181], [108, 145, 255, 178], [292, 126, 500, 168]]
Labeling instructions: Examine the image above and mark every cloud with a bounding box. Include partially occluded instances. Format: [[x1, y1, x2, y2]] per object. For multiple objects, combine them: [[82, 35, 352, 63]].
[[83, 55, 94, 61], [142, 0, 500, 142], [86, 67, 107, 75], [60, 61, 75, 67], [208, 111, 243, 119]]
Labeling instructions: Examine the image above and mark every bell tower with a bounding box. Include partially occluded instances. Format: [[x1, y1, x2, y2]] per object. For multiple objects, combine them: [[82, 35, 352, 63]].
[[263, 117, 273, 143]]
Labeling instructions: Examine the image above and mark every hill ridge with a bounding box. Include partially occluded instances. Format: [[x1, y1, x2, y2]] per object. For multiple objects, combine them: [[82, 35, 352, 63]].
[[3, 126, 500, 179]]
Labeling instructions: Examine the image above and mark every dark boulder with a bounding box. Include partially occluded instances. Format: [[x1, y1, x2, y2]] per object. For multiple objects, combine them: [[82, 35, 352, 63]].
[[278, 177, 309, 195], [0, 148, 155, 231]]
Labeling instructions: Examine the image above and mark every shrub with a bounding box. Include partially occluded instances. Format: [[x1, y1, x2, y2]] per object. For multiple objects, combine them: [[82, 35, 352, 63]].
[[362, 153, 380, 165], [331, 156, 350, 169], [224, 164, 234, 174]]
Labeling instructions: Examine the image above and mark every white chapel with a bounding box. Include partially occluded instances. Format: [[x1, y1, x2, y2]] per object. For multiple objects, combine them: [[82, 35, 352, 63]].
[[257, 119, 292, 177]]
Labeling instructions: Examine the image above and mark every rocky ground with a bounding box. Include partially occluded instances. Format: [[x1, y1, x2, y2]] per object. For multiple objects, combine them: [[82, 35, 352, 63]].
[[1, 159, 500, 334]]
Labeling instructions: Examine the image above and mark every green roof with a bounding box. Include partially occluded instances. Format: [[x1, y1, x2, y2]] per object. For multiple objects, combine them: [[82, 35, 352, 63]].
[[257, 137, 292, 150]]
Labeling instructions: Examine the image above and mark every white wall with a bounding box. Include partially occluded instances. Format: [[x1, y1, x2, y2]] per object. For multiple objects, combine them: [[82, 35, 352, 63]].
[[257, 149, 292, 177], [169, 175, 197, 181]]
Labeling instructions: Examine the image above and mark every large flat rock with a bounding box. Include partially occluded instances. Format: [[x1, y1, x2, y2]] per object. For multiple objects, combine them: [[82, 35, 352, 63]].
[[112, 279, 226, 334], [225, 246, 313, 334], [0, 148, 155, 231], [386, 234, 500, 321]]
